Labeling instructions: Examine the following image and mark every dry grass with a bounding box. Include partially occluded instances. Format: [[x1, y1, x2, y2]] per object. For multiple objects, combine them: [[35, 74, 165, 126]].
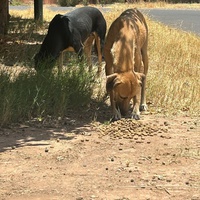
[[147, 19, 200, 116], [3, 4, 200, 119], [106, 2, 200, 9]]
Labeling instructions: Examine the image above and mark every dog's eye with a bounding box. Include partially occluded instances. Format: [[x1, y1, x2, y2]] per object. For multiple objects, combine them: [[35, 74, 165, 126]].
[[119, 95, 128, 100]]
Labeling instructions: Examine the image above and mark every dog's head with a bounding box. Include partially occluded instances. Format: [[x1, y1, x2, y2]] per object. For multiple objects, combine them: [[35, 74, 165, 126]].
[[106, 71, 145, 116], [34, 52, 56, 72], [34, 53, 47, 72]]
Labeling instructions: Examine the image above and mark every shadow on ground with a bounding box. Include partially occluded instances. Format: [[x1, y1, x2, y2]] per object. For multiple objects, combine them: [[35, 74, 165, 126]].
[[0, 17, 48, 67], [0, 97, 112, 153], [0, 16, 112, 153]]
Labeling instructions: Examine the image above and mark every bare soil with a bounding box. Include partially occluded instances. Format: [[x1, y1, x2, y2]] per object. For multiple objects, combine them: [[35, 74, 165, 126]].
[[0, 108, 199, 200]]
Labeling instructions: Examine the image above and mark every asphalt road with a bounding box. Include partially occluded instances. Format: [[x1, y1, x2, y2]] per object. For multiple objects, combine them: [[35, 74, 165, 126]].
[[9, 5, 200, 36], [140, 8, 200, 36]]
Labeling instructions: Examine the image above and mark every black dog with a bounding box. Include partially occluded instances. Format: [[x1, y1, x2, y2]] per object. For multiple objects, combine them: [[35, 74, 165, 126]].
[[34, 6, 107, 72]]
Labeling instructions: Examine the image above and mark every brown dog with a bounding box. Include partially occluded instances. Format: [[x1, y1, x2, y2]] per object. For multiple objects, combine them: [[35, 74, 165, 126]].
[[104, 8, 148, 121]]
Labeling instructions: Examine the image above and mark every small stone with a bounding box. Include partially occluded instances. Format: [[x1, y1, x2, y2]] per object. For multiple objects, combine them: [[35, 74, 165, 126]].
[[136, 141, 144, 143], [45, 148, 49, 152], [90, 195, 97, 198], [185, 181, 190, 185], [76, 197, 83, 200], [191, 195, 200, 200], [157, 175, 163, 180], [126, 160, 130, 167], [164, 121, 169, 126]]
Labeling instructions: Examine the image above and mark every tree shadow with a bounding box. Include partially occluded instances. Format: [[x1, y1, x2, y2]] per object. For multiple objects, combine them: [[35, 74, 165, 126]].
[[0, 96, 112, 153], [0, 16, 48, 67]]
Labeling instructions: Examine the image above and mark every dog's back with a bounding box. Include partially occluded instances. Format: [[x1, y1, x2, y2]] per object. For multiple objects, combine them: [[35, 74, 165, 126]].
[[65, 7, 106, 45], [104, 8, 148, 75], [104, 9, 149, 120]]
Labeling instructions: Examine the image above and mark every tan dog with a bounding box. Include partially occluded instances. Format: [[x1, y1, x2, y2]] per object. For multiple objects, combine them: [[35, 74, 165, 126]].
[[104, 8, 148, 121]]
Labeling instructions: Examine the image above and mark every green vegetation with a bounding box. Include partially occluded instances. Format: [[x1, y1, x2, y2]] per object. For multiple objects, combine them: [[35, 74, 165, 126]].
[[0, 63, 95, 126]]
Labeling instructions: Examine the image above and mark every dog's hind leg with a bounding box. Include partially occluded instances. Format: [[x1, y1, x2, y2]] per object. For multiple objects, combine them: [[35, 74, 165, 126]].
[[140, 39, 148, 111], [94, 32, 102, 74], [84, 34, 95, 72], [58, 51, 64, 74]]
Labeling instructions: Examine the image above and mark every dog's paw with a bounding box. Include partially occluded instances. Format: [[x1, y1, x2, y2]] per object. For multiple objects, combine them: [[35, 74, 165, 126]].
[[131, 113, 140, 120], [110, 116, 120, 122], [140, 104, 148, 111]]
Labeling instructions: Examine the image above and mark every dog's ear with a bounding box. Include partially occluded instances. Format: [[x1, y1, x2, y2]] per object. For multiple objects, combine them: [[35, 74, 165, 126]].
[[106, 73, 122, 92], [134, 72, 145, 85]]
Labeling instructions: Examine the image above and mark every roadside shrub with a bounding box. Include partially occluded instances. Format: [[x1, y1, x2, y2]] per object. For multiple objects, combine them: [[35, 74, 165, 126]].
[[9, 0, 23, 6], [58, 0, 80, 6]]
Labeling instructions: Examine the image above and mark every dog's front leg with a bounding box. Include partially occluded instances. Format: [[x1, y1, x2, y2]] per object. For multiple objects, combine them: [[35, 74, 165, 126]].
[[83, 34, 95, 72], [73, 39, 84, 63], [140, 43, 148, 111], [140, 74, 148, 111], [112, 106, 121, 122], [131, 93, 141, 120], [58, 51, 64, 74], [94, 33, 102, 74], [110, 92, 121, 121]]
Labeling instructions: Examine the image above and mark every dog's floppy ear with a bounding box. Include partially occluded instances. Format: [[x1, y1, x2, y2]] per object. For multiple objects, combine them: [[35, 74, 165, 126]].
[[106, 73, 122, 92], [134, 72, 145, 85]]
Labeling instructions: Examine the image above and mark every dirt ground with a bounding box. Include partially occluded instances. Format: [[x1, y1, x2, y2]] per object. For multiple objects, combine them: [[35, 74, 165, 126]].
[[0, 105, 199, 200]]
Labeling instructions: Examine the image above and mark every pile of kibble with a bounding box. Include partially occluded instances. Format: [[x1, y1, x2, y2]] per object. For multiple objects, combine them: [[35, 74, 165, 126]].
[[98, 118, 168, 140]]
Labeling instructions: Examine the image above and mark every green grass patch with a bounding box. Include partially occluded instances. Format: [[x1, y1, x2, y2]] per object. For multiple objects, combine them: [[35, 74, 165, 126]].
[[0, 63, 95, 126]]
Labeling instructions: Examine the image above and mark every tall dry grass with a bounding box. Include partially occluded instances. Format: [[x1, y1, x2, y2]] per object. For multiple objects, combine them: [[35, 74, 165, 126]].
[[147, 19, 200, 116]]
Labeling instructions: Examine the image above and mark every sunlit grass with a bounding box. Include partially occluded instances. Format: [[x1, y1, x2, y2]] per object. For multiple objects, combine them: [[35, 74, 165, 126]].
[[147, 19, 200, 116]]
